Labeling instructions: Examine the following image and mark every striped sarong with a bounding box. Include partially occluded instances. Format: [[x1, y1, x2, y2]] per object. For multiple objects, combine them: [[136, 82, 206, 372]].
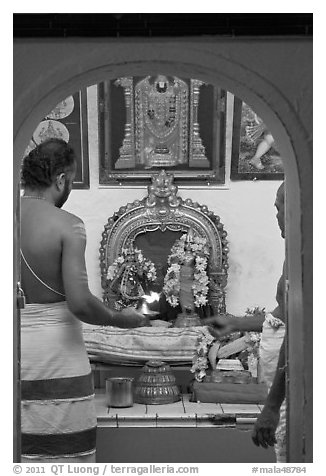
[[20, 302, 97, 463]]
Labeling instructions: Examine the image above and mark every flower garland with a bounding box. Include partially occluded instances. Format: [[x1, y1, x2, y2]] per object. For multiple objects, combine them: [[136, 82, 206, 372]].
[[243, 307, 264, 358], [190, 327, 215, 382], [241, 307, 264, 377], [163, 233, 210, 308], [107, 246, 157, 309]]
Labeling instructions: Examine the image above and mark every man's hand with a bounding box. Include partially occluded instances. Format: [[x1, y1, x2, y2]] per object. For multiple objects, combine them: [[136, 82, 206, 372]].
[[202, 314, 237, 338], [252, 404, 280, 449], [118, 307, 150, 328]]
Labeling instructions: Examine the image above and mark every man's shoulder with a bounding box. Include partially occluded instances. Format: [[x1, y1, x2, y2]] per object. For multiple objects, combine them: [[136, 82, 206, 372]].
[[64, 209, 84, 223], [54, 208, 85, 230]]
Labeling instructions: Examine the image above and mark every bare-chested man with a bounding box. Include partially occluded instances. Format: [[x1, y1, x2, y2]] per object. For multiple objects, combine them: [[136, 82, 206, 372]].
[[203, 182, 287, 462], [19, 138, 147, 463]]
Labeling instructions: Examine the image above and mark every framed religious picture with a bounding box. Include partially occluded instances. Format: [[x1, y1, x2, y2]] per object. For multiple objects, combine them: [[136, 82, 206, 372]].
[[23, 90, 90, 189], [231, 97, 284, 180], [98, 75, 226, 186]]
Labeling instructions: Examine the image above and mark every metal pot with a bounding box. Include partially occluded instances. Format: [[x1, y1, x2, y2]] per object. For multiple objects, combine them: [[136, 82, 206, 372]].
[[134, 360, 180, 405], [105, 377, 134, 408]]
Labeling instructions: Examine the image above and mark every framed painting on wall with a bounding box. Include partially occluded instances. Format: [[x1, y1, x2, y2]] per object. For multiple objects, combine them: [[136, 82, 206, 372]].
[[23, 89, 90, 189], [231, 97, 284, 181], [98, 75, 226, 186]]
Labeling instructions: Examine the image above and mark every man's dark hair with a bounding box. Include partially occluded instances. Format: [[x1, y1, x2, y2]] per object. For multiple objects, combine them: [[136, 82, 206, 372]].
[[21, 138, 76, 189]]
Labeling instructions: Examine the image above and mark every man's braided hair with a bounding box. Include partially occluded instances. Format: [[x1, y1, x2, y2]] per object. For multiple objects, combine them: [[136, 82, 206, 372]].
[[21, 138, 76, 189]]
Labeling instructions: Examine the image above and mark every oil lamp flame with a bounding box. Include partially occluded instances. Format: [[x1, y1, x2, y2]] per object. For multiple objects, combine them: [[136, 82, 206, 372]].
[[144, 292, 160, 304], [137, 292, 160, 316]]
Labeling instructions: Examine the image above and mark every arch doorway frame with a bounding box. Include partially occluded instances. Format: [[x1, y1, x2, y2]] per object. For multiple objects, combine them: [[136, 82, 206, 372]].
[[13, 39, 313, 463]]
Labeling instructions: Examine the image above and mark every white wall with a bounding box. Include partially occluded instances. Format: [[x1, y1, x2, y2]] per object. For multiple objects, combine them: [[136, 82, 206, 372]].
[[64, 85, 284, 315]]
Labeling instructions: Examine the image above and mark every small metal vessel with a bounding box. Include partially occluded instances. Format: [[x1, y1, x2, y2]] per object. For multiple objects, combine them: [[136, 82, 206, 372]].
[[106, 377, 134, 408]]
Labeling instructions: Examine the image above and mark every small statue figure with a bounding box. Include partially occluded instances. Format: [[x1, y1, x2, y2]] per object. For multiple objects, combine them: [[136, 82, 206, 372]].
[[175, 228, 201, 327], [119, 244, 145, 301], [107, 243, 157, 310], [179, 232, 195, 314], [163, 227, 210, 326]]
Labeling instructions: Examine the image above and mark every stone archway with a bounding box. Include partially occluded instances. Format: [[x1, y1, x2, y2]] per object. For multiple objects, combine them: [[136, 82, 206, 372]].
[[13, 39, 312, 462]]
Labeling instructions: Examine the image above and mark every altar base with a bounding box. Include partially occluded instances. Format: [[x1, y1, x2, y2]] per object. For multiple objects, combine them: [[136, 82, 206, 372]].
[[174, 313, 201, 328]]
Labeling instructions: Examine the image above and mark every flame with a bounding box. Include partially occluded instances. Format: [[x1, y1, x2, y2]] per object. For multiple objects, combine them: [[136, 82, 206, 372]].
[[143, 291, 160, 303]]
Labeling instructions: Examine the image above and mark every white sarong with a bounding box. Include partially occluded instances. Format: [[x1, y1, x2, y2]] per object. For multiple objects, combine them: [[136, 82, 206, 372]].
[[259, 316, 287, 463], [20, 302, 97, 463]]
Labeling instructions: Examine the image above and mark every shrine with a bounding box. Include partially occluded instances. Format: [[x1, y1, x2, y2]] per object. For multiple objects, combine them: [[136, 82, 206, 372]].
[[13, 14, 313, 464]]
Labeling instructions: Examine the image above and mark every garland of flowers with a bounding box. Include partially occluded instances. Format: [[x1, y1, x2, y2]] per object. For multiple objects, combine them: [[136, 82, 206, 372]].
[[163, 233, 210, 308], [107, 246, 157, 309], [190, 327, 215, 382], [243, 306, 264, 359]]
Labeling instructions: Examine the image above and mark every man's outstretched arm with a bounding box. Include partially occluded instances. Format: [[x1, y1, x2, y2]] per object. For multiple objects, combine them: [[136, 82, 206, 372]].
[[62, 217, 148, 328]]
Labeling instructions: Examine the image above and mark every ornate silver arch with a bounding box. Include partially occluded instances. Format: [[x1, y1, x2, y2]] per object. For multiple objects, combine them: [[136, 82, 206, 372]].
[[100, 170, 229, 314]]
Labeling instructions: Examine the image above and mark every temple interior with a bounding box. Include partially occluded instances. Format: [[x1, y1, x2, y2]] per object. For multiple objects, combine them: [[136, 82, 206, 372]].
[[13, 15, 312, 464]]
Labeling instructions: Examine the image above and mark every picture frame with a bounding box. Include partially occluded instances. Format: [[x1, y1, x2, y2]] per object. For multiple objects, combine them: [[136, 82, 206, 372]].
[[231, 97, 284, 181], [24, 89, 90, 189], [98, 76, 226, 186]]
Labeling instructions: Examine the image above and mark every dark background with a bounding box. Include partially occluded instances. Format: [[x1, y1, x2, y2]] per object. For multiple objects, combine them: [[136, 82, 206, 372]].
[[13, 13, 312, 37]]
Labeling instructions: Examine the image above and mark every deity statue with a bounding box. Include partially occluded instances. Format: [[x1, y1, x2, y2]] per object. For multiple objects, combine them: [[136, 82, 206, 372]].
[[110, 244, 144, 301], [174, 228, 202, 327], [179, 232, 196, 314], [135, 75, 189, 168], [107, 243, 157, 310]]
